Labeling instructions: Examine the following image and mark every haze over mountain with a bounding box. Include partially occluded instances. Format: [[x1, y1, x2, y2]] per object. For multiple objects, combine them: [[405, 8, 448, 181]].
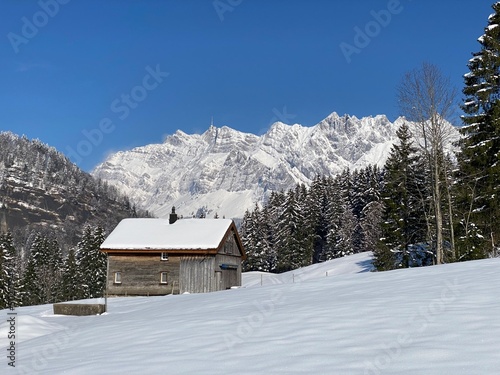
[[92, 112, 459, 219]]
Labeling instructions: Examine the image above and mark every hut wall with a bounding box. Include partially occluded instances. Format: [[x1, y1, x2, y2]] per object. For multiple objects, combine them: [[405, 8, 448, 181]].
[[215, 253, 242, 290], [107, 254, 180, 296], [179, 256, 216, 294]]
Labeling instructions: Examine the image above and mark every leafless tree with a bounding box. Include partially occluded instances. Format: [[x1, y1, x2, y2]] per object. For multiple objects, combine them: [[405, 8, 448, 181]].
[[397, 62, 457, 264]]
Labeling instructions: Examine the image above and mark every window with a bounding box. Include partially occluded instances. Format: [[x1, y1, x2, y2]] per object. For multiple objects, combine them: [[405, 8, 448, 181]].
[[114, 272, 122, 284], [161, 253, 169, 261], [160, 272, 168, 284]]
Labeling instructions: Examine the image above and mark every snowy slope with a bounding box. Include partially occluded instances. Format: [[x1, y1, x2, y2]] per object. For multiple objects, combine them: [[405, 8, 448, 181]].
[[93, 113, 460, 219], [3, 254, 499, 374], [242, 251, 374, 287]]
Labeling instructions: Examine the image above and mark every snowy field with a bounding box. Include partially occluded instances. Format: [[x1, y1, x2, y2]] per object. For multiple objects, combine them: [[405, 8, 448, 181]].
[[2, 253, 500, 374]]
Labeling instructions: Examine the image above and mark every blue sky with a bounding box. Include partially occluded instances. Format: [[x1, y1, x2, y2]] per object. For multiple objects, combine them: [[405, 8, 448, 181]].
[[0, 0, 493, 171]]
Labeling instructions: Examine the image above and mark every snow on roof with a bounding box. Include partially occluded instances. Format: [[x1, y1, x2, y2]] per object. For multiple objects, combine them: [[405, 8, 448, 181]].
[[101, 218, 234, 250]]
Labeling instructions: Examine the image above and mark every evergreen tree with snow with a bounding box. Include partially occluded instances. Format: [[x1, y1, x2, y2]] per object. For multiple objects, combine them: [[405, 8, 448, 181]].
[[374, 122, 429, 270], [276, 188, 310, 272], [76, 226, 107, 298], [457, 1, 500, 258], [20, 256, 43, 306], [241, 206, 270, 272], [305, 176, 331, 263], [20, 233, 63, 305], [260, 204, 278, 272], [59, 248, 82, 302], [323, 173, 355, 259], [240, 209, 254, 269], [0, 232, 20, 309]]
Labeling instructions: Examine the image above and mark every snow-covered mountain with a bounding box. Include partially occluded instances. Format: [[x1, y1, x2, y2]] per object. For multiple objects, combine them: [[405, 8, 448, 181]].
[[92, 112, 457, 219]]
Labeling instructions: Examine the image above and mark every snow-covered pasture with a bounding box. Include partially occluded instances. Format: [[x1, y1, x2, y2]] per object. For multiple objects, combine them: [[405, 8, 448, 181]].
[[1, 253, 499, 374]]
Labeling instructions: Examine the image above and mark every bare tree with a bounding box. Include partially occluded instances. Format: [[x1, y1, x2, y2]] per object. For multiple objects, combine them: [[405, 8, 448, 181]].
[[397, 62, 457, 264]]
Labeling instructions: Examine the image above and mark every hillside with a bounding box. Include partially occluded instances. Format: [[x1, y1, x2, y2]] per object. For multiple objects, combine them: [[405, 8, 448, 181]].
[[0, 132, 143, 251], [3, 254, 499, 374]]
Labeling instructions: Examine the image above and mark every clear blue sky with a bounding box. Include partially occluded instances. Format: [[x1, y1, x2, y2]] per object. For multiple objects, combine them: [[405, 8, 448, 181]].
[[0, 0, 493, 171]]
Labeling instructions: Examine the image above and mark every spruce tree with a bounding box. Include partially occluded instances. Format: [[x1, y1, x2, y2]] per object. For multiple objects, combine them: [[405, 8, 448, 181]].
[[276, 188, 309, 272], [260, 204, 278, 272], [324, 173, 355, 259], [0, 232, 20, 309], [457, 1, 500, 258], [59, 248, 82, 302], [20, 257, 43, 306], [374, 122, 429, 270], [305, 176, 330, 263], [20, 233, 63, 305], [76, 226, 107, 298], [241, 206, 270, 272]]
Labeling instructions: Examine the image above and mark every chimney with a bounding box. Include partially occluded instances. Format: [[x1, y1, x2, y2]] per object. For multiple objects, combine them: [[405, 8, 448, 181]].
[[169, 206, 178, 224]]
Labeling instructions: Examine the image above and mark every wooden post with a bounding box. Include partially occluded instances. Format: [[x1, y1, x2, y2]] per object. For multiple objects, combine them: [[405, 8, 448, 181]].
[[261, 274, 263, 286]]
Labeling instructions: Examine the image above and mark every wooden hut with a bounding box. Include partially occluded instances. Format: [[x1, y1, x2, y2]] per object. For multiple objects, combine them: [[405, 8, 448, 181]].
[[100, 210, 246, 296]]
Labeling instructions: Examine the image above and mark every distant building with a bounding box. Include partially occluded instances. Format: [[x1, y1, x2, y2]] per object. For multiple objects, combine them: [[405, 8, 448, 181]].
[[100, 208, 246, 296]]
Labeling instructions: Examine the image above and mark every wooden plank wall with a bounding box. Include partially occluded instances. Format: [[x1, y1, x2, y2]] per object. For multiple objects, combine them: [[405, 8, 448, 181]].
[[179, 256, 215, 294], [107, 254, 180, 296], [215, 253, 242, 290]]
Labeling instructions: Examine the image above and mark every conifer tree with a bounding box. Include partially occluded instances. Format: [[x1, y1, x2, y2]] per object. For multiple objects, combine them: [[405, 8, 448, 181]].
[[240, 209, 255, 270], [76, 226, 107, 298], [374, 122, 429, 270], [305, 176, 331, 263], [457, 1, 500, 258], [324, 173, 355, 259], [260, 204, 278, 272], [20, 233, 63, 305], [276, 188, 309, 271], [0, 232, 20, 309], [241, 206, 272, 272], [59, 248, 82, 302], [20, 258, 42, 306]]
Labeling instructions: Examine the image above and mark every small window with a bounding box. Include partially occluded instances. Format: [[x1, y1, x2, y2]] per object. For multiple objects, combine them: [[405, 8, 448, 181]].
[[161, 253, 169, 261], [114, 272, 122, 284], [160, 272, 168, 284]]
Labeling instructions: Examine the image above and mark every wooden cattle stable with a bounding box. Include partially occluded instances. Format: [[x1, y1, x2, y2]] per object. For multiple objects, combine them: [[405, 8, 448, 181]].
[[100, 211, 246, 296]]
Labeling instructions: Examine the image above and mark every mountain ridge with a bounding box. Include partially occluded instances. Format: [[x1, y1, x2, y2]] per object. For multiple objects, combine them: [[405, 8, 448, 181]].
[[92, 112, 458, 219]]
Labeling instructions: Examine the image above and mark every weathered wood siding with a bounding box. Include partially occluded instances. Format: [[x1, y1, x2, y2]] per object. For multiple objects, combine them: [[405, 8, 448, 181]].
[[179, 256, 216, 294], [221, 231, 241, 256], [107, 254, 180, 296], [215, 254, 241, 290], [215, 230, 243, 290]]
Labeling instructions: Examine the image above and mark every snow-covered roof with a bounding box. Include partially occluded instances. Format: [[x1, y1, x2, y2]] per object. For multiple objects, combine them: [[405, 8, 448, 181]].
[[100, 218, 236, 251]]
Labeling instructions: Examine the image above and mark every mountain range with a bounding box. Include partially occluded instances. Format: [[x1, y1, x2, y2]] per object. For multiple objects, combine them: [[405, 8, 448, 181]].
[[92, 112, 459, 219]]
